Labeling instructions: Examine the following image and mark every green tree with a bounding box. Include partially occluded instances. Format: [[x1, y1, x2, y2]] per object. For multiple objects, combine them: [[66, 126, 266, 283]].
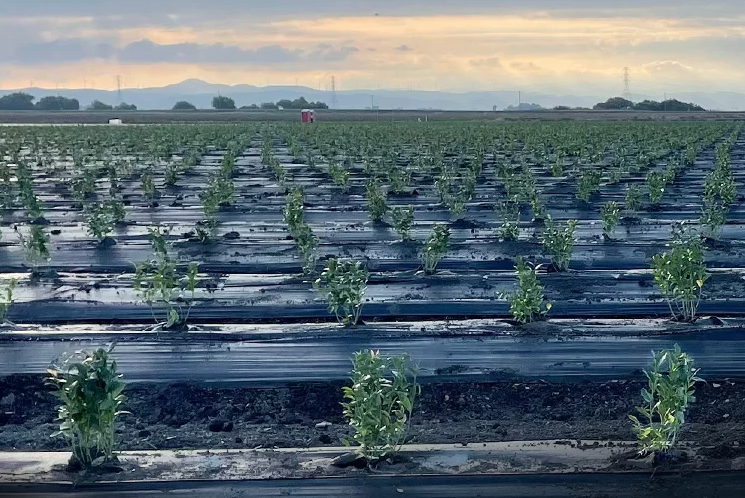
[[35, 96, 80, 110], [593, 97, 633, 110], [212, 96, 236, 110], [87, 100, 113, 111], [0, 92, 35, 110], [115, 102, 137, 111], [172, 101, 197, 110]]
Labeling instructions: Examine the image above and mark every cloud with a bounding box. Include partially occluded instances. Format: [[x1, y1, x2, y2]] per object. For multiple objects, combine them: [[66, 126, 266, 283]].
[[396, 45, 413, 52], [469, 56, 503, 68], [641, 60, 696, 76], [510, 61, 541, 72], [118, 39, 302, 64], [7, 39, 116, 65]]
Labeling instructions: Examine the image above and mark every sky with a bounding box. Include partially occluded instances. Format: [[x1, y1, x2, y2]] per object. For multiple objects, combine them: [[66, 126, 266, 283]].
[[1, 0, 744, 97]]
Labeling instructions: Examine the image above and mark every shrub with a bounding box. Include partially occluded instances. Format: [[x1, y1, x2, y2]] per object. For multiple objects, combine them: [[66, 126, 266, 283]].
[[342, 350, 419, 461], [314, 259, 369, 326], [83, 202, 117, 244], [497, 200, 520, 241], [629, 344, 702, 455], [421, 224, 450, 275], [601, 201, 620, 238], [700, 199, 727, 240], [541, 216, 577, 271], [366, 180, 387, 222], [625, 184, 642, 216], [134, 226, 199, 329], [15, 225, 51, 267], [391, 206, 414, 241], [650, 229, 708, 321], [0, 279, 17, 324], [329, 161, 350, 192], [504, 258, 551, 323], [284, 188, 305, 235], [647, 171, 666, 205], [576, 170, 601, 202], [47, 347, 128, 468]]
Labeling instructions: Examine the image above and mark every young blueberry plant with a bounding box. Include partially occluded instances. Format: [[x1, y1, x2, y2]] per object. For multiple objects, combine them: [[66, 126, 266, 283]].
[[421, 224, 450, 275], [314, 259, 369, 326], [83, 202, 117, 245], [391, 206, 414, 242], [366, 179, 387, 223], [134, 226, 199, 329], [497, 200, 520, 241], [342, 350, 420, 462], [501, 257, 551, 324], [650, 229, 708, 322], [0, 278, 17, 325], [625, 184, 642, 217], [647, 172, 666, 206], [46, 346, 128, 469], [601, 201, 620, 239], [541, 216, 577, 271], [629, 344, 702, 456]]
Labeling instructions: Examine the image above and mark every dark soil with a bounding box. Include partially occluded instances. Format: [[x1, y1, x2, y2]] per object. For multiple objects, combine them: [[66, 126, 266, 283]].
[[1, 375, 743, 453]]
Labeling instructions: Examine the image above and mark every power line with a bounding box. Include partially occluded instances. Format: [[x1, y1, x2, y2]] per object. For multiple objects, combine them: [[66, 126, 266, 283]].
[[622, 67, 631, 101]]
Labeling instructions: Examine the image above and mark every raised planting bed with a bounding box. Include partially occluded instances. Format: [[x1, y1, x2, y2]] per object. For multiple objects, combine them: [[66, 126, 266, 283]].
[[0, 121, 742, 325], [1, 374, 743, 454]]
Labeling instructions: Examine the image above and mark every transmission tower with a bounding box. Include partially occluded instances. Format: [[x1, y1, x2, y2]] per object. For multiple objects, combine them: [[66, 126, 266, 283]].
[[116, 75, 123, 104], [622, 67, 631, 101], [331, 75, 338, 109]]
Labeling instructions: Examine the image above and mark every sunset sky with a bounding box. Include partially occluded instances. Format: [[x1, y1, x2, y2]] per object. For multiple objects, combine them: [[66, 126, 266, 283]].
[[1, 0, 743, 96]]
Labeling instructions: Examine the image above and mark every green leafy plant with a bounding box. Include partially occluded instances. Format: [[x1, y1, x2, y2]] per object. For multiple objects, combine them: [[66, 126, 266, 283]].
[[294, 223, 319, 276], [366, 179, 387, 223], [15, 225, 51, 268], [541, 216, 577, 271], [421, 224, 450, 275], [314, 259, 369, 326], [650, 230, 708, 321], [629, 345, 702, 455], [497, 200, 520, 241], [576, 170, 601, 202], [284, 188, 305, 235], [0, 278, 17, 324], [699, 199, 727, 240], [140, 168, 156, 201], [391, 206, 414, 241], [388, 167, 412, 194], [83, 202, 117, 244], [625, 184, 642, 217], [647, 171, 666, 205], [601, 201, 620, 238], [329, 161, 350, 192], [503, 257, 551, 323], [342, 350, 420, 461], [46, 346, 128, 469], [134, 226, 199, 329]]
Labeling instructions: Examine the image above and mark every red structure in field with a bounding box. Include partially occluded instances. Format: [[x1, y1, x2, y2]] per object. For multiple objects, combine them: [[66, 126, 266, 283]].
[[301, 109, 316, 123]]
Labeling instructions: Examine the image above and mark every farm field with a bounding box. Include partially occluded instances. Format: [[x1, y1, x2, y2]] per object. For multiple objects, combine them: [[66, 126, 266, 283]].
[[1, 119, 745, 495], [3, 108, 745, 124]]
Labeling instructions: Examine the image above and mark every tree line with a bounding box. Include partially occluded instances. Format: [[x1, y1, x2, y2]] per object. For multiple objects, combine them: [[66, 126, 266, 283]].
[[593, 96, 706, 111], [209, 95, 328, 110], [0, 92, 138, 111]]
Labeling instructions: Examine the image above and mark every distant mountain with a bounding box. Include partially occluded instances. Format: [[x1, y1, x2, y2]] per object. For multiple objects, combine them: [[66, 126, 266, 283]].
[[2, 79, 744, 111]]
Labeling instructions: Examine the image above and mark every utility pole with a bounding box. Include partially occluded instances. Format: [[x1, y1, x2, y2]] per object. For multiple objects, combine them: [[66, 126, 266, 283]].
[[116, 75, 122, 104], [622, 67, 631, 101], [331, 75, 338, 109]]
